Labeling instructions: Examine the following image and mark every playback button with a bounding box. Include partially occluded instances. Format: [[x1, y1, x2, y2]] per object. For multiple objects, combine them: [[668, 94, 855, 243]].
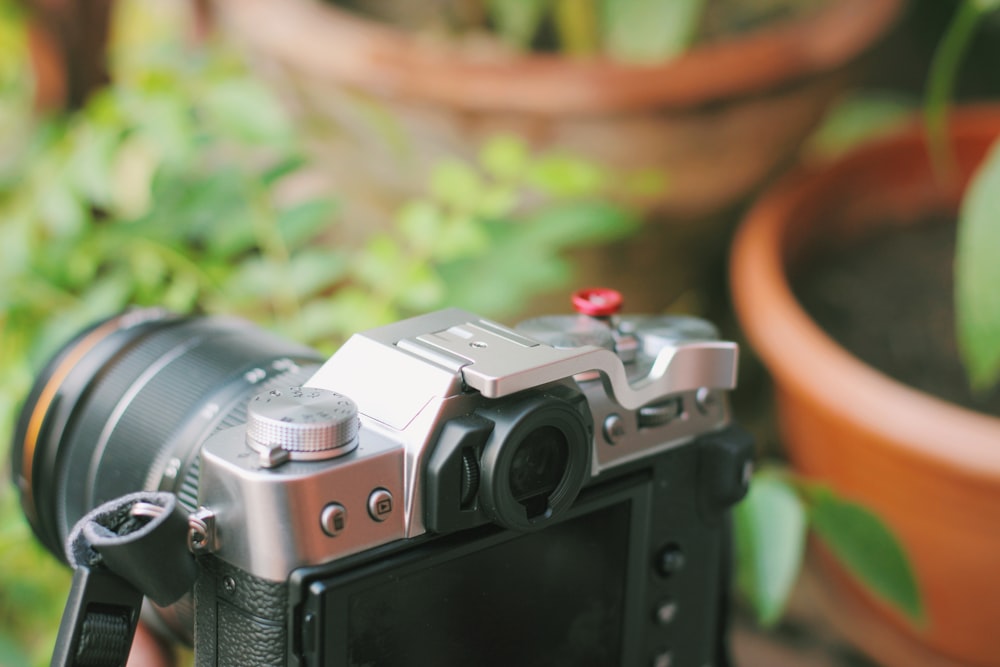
[[367, 488, 394, 522]]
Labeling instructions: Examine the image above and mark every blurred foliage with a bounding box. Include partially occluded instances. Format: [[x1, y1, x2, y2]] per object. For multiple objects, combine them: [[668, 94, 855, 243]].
[[736, 93, 928, 622], [803, 92, 916, 160], [0, 6, 70, 664], [735, 468, 923, 628], [489, 0, 707, 60], [923, 0, 1000, 391], [956, 138, 1000, 391], [733, 81, 935, 638], [341, 0, 826, 62], [0, 1, 643, 664]]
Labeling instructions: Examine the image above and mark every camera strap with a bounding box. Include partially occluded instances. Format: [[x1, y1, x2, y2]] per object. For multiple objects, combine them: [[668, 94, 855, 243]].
[[52, 491, 198, 667]]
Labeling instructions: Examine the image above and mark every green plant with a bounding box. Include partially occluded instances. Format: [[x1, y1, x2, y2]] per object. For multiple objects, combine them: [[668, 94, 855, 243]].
[[341, 0, 824, 62], [734, 467, 923, 627], [733, 88, 929, 631], [285, 136, 651, 342], [0, 2, 646, 665], [0, 2, 649, 438], [732, 0, 1000, 620], [488, 0, 706, 60], [924, 0, 1000, 391]]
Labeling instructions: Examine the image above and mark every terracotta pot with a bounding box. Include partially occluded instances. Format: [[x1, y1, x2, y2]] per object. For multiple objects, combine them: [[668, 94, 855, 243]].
[[730, 107, 1000, 666], [212, 0, 901, 316]]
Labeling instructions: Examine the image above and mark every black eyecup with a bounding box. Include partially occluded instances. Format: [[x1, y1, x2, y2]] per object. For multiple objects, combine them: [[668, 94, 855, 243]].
[[476, 385, 593, 532]]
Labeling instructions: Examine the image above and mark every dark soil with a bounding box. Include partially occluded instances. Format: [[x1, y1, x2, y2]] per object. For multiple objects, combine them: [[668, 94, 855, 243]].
[[792, 219, 1000, 418]]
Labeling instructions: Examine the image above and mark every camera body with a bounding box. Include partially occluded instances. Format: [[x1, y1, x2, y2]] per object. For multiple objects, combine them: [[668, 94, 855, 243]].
[[14, 299, 753, 667], [191, 307, 750, 667]]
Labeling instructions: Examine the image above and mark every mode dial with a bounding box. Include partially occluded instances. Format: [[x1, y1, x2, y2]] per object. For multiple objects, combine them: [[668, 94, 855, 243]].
[[247, 386, 359, 466]]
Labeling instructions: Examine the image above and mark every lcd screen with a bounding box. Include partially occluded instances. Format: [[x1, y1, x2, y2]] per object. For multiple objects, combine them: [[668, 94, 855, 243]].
[[345, 502, 630, 667]]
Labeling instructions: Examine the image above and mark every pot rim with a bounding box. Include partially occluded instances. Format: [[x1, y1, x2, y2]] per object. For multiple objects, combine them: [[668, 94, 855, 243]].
[[730, 107, 1000, 480], [217, 0, 902, 114]]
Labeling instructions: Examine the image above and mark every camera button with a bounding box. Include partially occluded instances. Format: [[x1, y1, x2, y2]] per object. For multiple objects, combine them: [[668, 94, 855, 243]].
[[367, 488, 394, 522], [602, 414, 627, 445], [651, 650, 673, 667], [320, 503, 347, 537], [655, 544, 685, 577], [654, 600, 678, 625]]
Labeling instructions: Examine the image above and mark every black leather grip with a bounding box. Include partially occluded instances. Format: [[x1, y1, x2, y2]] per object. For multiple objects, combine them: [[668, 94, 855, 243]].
[[195, 556, 288, 667]]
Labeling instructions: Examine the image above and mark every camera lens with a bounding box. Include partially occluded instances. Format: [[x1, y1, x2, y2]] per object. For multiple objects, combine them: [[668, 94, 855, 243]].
[[508, 426, 569, 519], [12, 309, 323, 562], [476, 388, 592, 531]]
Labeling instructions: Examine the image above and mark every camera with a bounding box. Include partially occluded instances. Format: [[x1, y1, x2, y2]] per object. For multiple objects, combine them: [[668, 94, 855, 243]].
[[13, 290, 753, 667]]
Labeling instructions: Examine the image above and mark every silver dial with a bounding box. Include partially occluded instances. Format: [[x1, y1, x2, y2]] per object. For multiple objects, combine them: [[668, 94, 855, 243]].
[[247, 386, 359, 463]]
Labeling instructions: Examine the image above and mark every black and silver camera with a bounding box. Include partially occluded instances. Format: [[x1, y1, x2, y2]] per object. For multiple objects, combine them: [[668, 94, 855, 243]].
[[13, 290, 753, 667]]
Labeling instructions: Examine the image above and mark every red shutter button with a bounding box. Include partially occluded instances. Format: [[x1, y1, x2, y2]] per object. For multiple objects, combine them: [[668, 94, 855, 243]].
[[571, 288, 623, 317]]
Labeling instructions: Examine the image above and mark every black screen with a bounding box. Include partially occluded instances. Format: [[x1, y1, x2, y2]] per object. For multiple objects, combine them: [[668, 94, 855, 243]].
[[345, 502, 630, 667]]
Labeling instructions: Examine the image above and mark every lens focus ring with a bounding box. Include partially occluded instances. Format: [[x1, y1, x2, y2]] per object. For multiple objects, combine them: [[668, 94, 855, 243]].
[[12, 311, 324, 560]]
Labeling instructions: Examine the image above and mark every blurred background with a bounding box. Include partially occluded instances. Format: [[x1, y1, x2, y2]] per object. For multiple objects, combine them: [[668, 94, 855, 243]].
[[1, 0, 998, 665]]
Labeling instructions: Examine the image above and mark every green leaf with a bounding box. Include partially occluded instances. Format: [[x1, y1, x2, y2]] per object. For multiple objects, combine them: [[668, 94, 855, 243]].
[[278, 199, 338, 248], [0, 633, 31, 667], [396, 200, 444, 252], [284, 288, 397, 345], [476, 185, 518, 219], [553, 0, 600, 56], [924, 0, 987, 179], [65, 122, 118, 208], [147, 168, 257, 256], [129, 245, 169, 297], [488, 0, 550, 49], [109, 134, 158, 219], [262, 155, 308, 186], [30, 277, 132, 367], [128, 92, 197, 165], [353, 234, 410, 295], [527, 153, 606, 198], [396, 263, 446, 311], [956, 136, 1000, 390], [221, 255, 285, 307], [36, 181, 85, 236], [808, 93, 916, 160], [432, 213, 491, 261], [0, 212, 31, 285], [603, 0, 705, 63], [441, 244, 572, 316], [162, 271, 200, 313], [520, 200, 640, 248], [276, 297, 351, 345], [200, 79, 291, 144], [733, 473, 808, 626], [809, 487, 923, 623], [430, 160, 484, 211], [479, 135, 530, 182], [283, 248, 349, 299]]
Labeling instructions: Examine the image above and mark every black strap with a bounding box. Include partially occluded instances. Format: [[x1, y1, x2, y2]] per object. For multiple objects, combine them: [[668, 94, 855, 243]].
[[52, 492, 198, 667], [73, 602, 134, 667]]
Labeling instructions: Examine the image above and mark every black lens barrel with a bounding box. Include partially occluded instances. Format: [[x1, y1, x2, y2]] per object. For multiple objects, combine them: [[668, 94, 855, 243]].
[[12, 310, 323, 560]]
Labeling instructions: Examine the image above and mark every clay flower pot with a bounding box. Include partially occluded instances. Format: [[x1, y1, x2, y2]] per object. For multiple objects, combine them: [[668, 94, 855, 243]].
[[214, 0, 900, 222], [211, 0, 901, 315], [730, 108, 1000, 667]]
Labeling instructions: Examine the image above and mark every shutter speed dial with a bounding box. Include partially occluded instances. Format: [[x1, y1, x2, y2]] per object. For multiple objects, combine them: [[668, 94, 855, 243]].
[[247, 386, 359, 467]]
